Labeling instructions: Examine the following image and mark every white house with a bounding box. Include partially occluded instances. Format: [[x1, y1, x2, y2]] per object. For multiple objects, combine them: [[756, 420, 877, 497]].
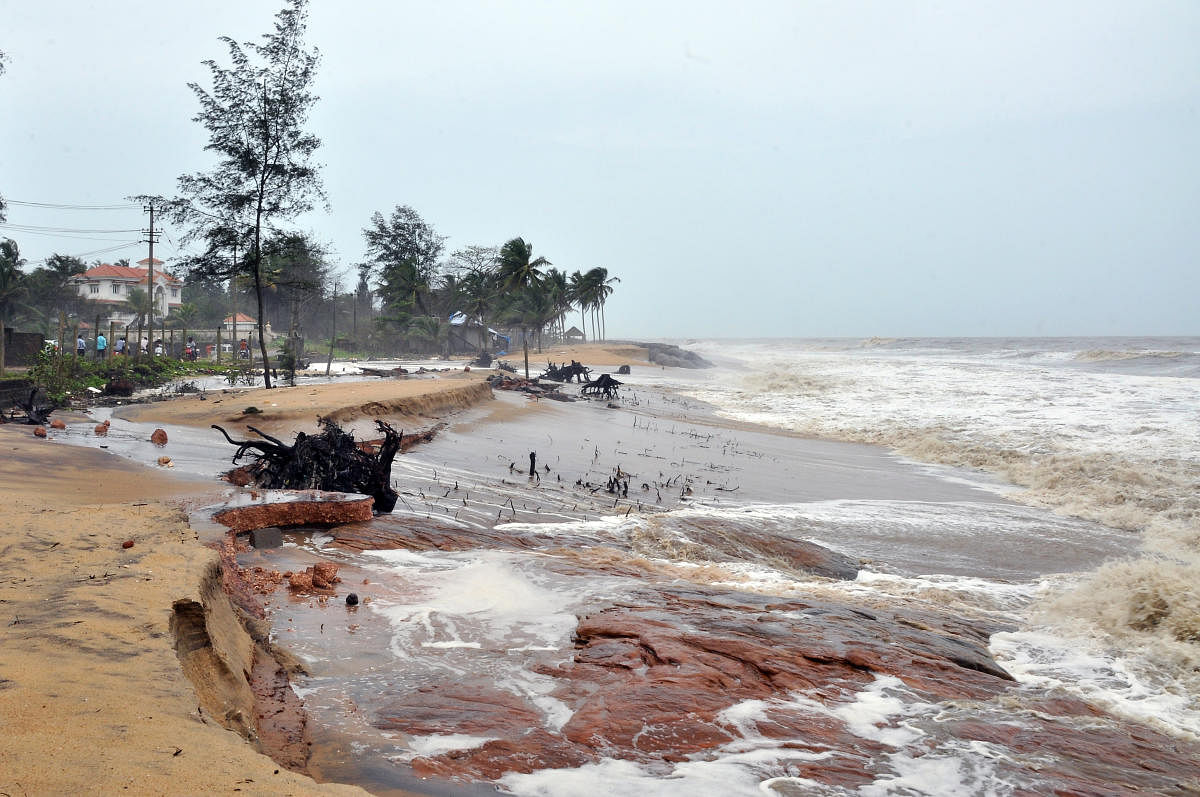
[[71, 258, 183, 324]]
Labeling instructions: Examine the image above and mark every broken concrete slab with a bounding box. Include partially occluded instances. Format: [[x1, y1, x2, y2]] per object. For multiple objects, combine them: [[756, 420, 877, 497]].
[[212, 490, 375, 534]]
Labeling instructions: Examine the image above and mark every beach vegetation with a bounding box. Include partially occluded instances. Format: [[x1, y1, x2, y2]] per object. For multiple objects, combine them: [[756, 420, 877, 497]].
[[26, 348, 221, 405], [1, 238, 28, 376]]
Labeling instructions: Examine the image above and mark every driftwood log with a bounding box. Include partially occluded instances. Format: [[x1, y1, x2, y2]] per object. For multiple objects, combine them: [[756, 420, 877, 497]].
[[212, 417, 402, 513], [581, 373, 622, 400], [539, 360, 591, 383]]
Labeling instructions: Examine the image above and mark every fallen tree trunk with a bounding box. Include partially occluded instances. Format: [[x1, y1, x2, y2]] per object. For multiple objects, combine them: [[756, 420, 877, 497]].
[[212, 418, 402, 513], [9, 387, 56, 425]]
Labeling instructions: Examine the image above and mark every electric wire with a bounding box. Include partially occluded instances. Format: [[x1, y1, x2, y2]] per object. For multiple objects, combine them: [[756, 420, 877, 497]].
[[5, 199, 140, 210]]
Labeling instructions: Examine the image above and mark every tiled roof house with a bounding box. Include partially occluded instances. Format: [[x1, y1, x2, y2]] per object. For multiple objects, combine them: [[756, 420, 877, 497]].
[[71, 258, 183, 323]]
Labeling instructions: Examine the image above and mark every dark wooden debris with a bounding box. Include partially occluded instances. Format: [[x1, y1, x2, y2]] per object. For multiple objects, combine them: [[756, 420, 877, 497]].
[[581, 373, 623, 400], [212, 417, 404, 513], [5, 388, 56, 425], [539, 360, 591, 383]]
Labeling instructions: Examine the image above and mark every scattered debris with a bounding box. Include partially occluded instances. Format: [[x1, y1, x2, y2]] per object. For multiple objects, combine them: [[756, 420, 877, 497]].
[[33, 426, 47, 438], [360, 366, 408, 378]]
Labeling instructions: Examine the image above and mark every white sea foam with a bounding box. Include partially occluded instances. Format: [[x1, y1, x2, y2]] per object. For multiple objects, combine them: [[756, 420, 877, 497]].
[[404, 733, 497, 758], [643, 337, 1200, 745], [991, 627, 1200, 740]]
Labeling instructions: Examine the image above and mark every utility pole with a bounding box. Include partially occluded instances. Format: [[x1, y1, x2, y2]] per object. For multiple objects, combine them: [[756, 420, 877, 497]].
[[141, 200, 161, 356], [229, 240, 238, 363]]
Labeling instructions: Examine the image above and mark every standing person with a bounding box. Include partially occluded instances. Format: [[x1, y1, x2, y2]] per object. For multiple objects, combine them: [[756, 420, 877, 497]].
[[153, 340, 164, 356], [76, 335, 86, 358], [115, 337, 127, 356], [96, 332, 107, 360], [140, 337, 149, 355], [185, 336, 197, 361]]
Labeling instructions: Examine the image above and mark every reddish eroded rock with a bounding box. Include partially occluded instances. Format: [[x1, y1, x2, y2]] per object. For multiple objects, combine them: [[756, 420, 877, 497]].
[[50, 419, 66, 430], [287, 561, 340, 594], [943, 714, 1200, 794], [332, 516, 531, 553], [311, 561, 340, 589], [94, 419, 110, 435], [248, 647, 311, 772], [213, 490, 375, 534], [668, 516, 859, 579], [32, 426, 47, 438], [413, 729, 595, 782], [381, 681, 544, 736], [383, 584, 1015, 782], [150, 427, 168, 445]]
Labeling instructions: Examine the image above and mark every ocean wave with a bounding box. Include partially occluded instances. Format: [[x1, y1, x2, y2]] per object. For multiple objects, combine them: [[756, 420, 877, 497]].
[[739, 366, 838, 396], [1075, 349, 1185, 362]]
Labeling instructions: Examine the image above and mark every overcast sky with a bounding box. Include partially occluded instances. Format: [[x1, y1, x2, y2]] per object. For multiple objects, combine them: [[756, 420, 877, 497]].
[[2, 1, 1197, 338]]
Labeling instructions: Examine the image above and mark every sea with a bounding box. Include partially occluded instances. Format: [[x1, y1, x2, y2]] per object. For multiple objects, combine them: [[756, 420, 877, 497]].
[[73, 337, 1200, 794]]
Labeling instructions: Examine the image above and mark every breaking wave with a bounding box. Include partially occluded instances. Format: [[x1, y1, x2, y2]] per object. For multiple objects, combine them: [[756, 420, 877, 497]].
[[676, 337, 1200, 724], [1075, 349, 1184, 362]]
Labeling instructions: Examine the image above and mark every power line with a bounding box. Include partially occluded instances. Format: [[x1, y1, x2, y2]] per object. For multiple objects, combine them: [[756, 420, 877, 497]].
[[70, 242, 142, 259], [0, 223, 143, 234], [6, 199, 140, 210], [0, 229, 141, 243]]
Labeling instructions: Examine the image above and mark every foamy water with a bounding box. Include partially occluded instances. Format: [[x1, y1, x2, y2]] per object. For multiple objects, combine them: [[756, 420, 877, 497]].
[[646, 338, 1200, 736]]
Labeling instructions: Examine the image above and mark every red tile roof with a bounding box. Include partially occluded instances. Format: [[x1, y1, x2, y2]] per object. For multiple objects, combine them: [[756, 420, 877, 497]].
[[136, 257, 165, 266], [79, 264, 181, 285], [223, 313, 257, 324]]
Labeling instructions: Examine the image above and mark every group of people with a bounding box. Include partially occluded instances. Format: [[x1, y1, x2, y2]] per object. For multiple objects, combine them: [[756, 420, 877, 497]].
[[69, 334, 250, 361]]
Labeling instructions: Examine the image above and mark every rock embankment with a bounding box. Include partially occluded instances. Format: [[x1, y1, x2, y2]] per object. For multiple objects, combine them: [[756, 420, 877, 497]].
[[638, 342, 714, 368]]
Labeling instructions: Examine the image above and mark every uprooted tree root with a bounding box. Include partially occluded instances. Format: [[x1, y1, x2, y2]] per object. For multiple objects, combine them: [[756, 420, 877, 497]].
[[212, 417, 402, 512]]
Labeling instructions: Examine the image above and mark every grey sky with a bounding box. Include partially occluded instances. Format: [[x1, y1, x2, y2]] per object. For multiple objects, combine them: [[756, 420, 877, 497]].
[[2, 1, 1197, 337]]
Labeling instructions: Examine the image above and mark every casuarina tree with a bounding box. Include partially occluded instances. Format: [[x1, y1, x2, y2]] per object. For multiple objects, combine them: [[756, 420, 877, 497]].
[[167, 0, 325, 388]]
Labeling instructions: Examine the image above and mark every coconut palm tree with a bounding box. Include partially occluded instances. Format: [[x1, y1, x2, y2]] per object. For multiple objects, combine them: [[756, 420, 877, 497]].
[[123, 287, 153, 327], [569, 270, 591, 342], [589, 267, 620, 341], [0, 238, 28, 375], [542, 268, 571, 342], [496, 237, 550, 377]]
